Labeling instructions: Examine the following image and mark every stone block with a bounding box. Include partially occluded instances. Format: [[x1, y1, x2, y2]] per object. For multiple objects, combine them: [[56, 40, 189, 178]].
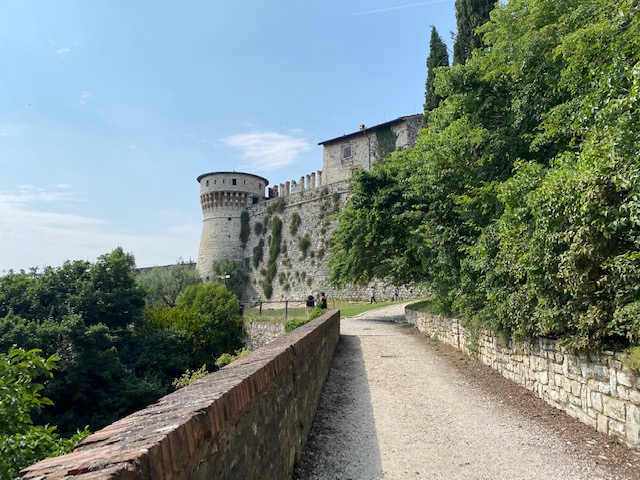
[[603, 396, 626, 423], [627, 404, 640, 445], [591, 391, 604, 413], [630, 389, 640, 405], [618, 385, 631, 401], [610, 370, 618, 394], [597, 413, 609, 433], [570, 380, 582, 397], [598, 382, 612, 395], [609, 419, 626, 438], [581, 363, 609, 382], [539, 371, 549, 385], [617, 370, 634, 388]]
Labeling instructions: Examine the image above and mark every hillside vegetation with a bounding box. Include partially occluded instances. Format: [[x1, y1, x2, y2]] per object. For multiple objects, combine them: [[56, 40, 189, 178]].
[[330, 0, 640, 350], [0, 250, 242, 478]]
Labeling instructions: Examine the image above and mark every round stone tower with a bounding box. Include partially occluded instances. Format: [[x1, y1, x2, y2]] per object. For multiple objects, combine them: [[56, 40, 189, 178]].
[[196, 171, 269, 280]]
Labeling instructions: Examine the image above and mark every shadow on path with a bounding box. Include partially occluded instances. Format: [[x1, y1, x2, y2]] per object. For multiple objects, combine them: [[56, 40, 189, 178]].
[[292, 334, 382, 480]]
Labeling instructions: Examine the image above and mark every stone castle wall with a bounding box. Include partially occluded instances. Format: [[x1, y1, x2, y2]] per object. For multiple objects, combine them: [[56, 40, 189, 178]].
[[196, 116, 425, 301], [405, 307, 640, 447], [240, 181, 406, 302], [242, 181, 346, 302]]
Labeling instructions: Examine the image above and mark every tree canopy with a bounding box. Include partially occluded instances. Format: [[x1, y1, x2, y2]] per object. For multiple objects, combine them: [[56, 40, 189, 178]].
[[330, 0, 640, 350], [452, 0, 496, 64], [424, 26, 450, 116]]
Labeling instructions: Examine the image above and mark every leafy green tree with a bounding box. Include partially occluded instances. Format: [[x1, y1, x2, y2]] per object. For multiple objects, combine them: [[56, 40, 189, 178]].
[[148, 282, 243, 369], [424, 26, 450, 116], [452, 0, 495, 64], [210, 259, 248, 300], [136, 260, 201, 308], [82, 248, 145, 328], [328, 153, 428, 289], [331, 0, 640, 351], [0, 346, 89, 480], [0, 249, 184, 435]]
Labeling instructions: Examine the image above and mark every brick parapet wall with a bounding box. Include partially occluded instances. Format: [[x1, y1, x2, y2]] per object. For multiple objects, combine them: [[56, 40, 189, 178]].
[[21, 310, 341, 479], [405, 307, 640, 447]]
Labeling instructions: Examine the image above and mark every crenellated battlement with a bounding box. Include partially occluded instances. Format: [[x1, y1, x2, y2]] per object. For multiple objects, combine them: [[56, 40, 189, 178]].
[[196, 115, 424, 297], [271, 170, 324, 198]]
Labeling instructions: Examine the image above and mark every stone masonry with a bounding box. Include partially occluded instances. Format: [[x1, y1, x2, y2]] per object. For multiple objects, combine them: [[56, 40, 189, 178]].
[[196, 115, 424, 302], [405, 307, 640, 447]]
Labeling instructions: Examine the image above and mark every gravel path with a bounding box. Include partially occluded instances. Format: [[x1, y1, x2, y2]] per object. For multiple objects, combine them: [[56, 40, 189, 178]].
[[293, 303, 640, 480]]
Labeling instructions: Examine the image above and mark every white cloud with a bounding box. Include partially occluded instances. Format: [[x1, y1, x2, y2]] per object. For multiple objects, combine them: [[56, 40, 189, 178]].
[[80, 91, 93, 105], [0, 186, 198, 271], [55, 47, 70, 56], [221, 131, 311, 171]]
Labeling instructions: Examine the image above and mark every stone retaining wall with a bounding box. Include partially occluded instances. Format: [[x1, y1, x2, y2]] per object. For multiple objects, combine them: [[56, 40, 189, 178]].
[[243, 321, 285, 350], [21, 310, 341, 479], [405, 307, 640, 447]]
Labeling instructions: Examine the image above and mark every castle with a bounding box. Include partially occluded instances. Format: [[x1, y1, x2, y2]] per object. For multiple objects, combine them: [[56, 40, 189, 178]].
[[196, 114, 423, 301]]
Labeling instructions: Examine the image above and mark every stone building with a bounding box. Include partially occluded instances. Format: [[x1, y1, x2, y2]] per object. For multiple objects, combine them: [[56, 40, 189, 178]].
[[196, 114, 423, 301]]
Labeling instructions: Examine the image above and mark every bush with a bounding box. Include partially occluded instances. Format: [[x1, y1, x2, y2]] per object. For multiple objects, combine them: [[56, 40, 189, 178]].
[[214, 348, 250, 368], [172, 364, 208, 389]]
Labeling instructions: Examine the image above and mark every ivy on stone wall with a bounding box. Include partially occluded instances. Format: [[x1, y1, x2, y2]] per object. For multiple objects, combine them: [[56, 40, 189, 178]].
[[375, 125, 398, 160], [254, 222, 263, 236], [298, 235, 311, 260], [239, 211, 250, 248], [252, 239, 264, 269], [290, 212, 302, 235], [266, 199, 286, 215], [261, 216, 283, 299]]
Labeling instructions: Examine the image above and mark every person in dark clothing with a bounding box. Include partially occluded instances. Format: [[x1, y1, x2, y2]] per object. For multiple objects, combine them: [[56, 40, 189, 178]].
[[306, 294, 315, 317], [319, 292, 328, 311]]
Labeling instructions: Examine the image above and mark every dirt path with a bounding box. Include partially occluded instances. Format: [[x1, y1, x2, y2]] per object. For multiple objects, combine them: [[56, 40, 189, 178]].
[[293, 304, 640, 480]]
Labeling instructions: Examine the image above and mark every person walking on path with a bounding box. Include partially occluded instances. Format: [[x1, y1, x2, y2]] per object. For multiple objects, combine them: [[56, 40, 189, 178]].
[[370, 286, 377, 304], [294, 303, 636, 480]]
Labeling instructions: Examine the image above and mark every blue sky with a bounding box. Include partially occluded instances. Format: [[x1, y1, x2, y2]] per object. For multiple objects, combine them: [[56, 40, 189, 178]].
[[0, 0, 456, 271]]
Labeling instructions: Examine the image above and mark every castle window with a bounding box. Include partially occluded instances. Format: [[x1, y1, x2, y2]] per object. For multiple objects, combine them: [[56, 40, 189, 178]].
[[206, 180, 209, 186], [258, 183, 262, 190], [252, 196, 259, 204], [228, 217, 232, 221], [232, 178, 237, 185], [342, 145, 352, 159]]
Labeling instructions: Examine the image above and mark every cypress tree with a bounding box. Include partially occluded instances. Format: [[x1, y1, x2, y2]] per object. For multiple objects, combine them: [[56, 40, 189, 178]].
[[453, 0, 496, 65], [424, 26, 450, 117]]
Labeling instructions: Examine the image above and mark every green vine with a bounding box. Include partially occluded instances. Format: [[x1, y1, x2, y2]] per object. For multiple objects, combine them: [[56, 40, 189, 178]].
[[262, 216, 283, 299], [298, 234, 311, 259], [252, 239, 264, 269], [239, 211, 250, 248], [290, 212, 302, 235], [266, 198, 286, 214], [375, 125, 398, 160]]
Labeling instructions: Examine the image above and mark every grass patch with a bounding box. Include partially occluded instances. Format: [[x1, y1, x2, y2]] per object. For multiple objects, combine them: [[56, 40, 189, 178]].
[[338, 301, 395, 318], [406, 299, 434, 312], [242, 300, 398, 323]]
